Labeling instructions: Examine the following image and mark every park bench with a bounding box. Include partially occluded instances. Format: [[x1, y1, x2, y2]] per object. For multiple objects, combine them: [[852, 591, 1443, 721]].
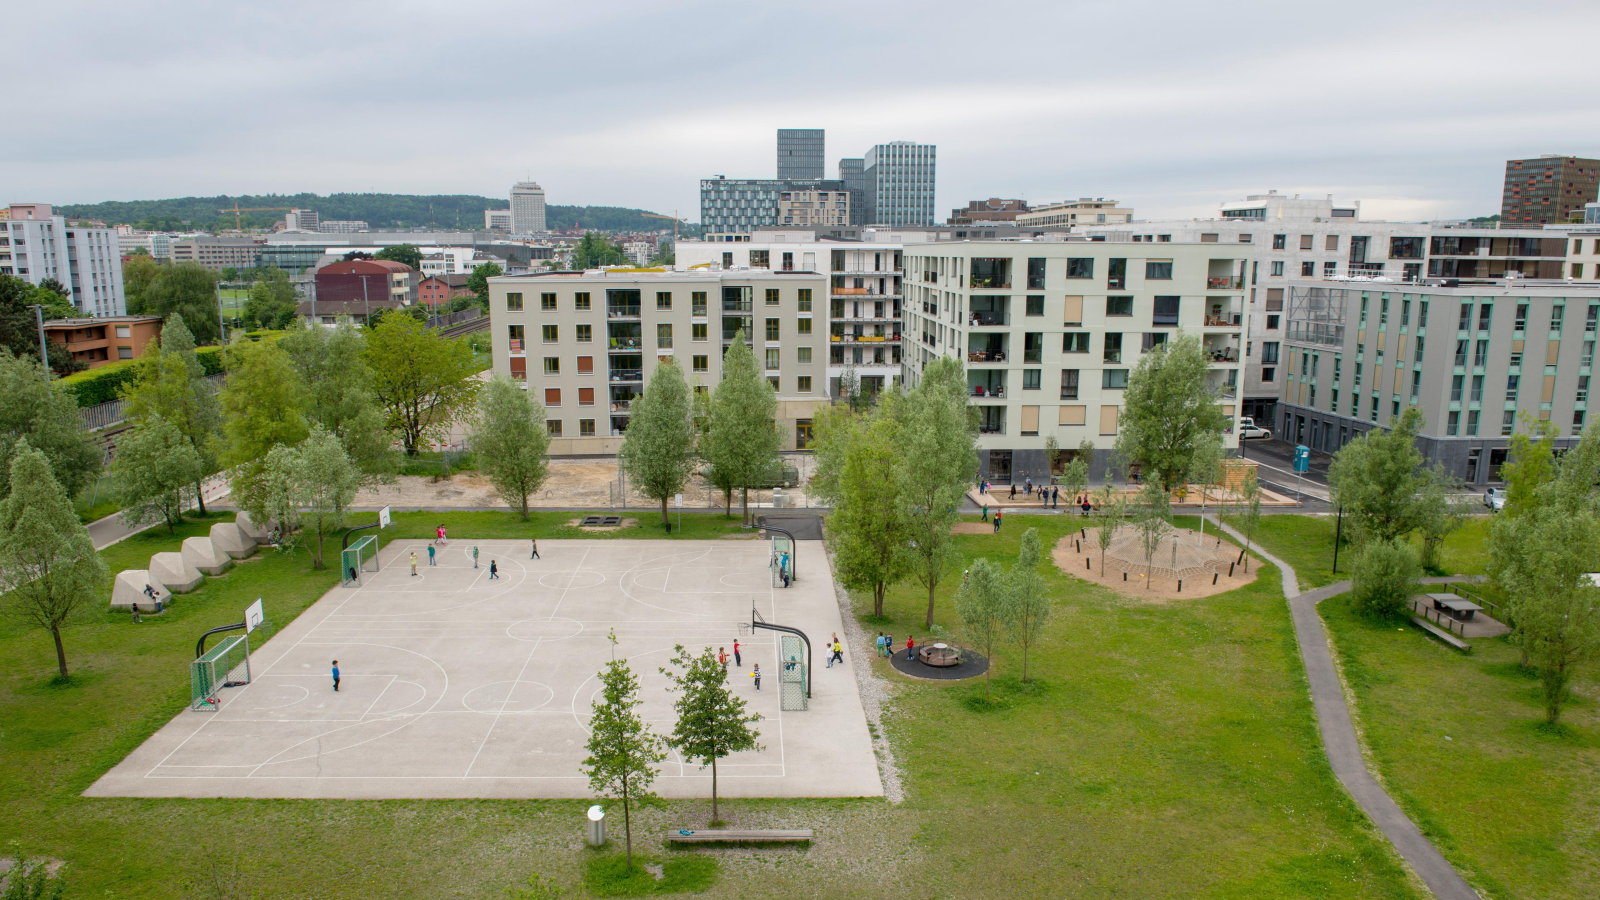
[[1410, 616, 1470, 653], [665, 828, 813, 845]]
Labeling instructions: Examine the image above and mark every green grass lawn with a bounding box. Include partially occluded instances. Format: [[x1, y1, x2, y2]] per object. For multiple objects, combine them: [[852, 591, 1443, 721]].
[[0, 509, 1426, 898], [1238, 514, 1491, 589], [1321, 595, 1600, 899]]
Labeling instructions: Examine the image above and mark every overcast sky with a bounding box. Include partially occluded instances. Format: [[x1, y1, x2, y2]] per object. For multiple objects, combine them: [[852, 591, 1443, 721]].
[[9, 0, 1600, 223]]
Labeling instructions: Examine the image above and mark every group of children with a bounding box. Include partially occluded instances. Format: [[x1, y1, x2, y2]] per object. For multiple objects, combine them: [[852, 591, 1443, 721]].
[[403, 527, 543, 580], [873, 631, 916, 660]]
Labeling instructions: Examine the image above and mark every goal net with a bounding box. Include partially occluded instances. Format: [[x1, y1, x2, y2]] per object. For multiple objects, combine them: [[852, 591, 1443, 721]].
[[341, 535, 380, 586], [770, 535, 794, 588], [778, 633, 808, 711], [191, 634, 251, 711]]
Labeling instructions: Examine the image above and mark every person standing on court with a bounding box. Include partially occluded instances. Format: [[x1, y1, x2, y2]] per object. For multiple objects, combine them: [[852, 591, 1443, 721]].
[[331, 660, 340, 692], [718, 647, 728, 667], [831, 638, 844, 666], [427, 544, 436, 567], [489, 560, 499, 580], [410, 552, 418, 576], [993, 508, 1002, 533], [472, 545, 479, 569], [530, 538, 540, 560], [750, 663, 761, 692], [733, 640, 741, 666], [905, 635, 915, 661]]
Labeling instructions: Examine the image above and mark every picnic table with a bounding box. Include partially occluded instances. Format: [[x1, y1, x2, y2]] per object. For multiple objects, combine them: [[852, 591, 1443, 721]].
[[1427, 593, 1482, 621]]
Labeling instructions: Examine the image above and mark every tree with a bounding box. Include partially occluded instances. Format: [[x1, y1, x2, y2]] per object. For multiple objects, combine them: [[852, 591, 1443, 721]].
[[123, 315, 222, 513], [838, 362, 862, 412], [1008, 527, 1051, 683], [702, 329, 780, 525], [1060, 439, 1092, 505], [0, 275, 80, 374], [466, 262, 503, 302], [1417, 480, 1471, 571], [373, 243, 423, 271], [113, 413, 200, 533], [1093, 484, 1128, 576], [1326, 408, 1447, 545], [245, 268, 300, 330], [690, 384, 736, 517], [659, 645, 761, 824], [1497, 502, 1600, 723], [1044, 434, 1061, 481], [278, 320, 398, 477], [1230, 471, 1263, 572], [1133, 482, 1172, 589], [219, 340, 309, 468], [570, 232, 629, 269], [141, 263, 220, 344], [364, 316, 482, 456], [1115, 334, 1229, 495], [235, 443, 303, 548], [121, 254, 163, 313], [296, 426, 363, 570], [896, 357, 977, 628], [955, 557, 1010, 697], [1348, 539, 1421, 619], [1500, 414, 1559, 517], [582, 642, 666, 869], [0, 350, 101, 500], [811, 399, 909, 617], [0, 440, 108, 679], [623, 358, 695, 525], [472, 376, 550, 519]]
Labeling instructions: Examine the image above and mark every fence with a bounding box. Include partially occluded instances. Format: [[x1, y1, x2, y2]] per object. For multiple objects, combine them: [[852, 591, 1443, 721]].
[[80, 373, 225, 433], [426, 307, 482, 330]]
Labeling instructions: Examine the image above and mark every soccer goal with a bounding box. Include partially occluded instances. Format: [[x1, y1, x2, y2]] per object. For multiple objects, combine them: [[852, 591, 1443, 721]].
[[769, 535, 794, 588], [191, 634, 251, 711], [778, 633, 808, 711], [341, 535, 380, 586]]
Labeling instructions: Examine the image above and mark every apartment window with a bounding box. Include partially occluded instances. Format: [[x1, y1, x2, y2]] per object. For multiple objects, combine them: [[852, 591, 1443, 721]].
[[1324, 234, 1338, 252], [1354, 361, 1363, 387], [655, 291, 671, 310], [1027, 258, 1047, 289], [1066, 257, 1094, 279], [543, 357, 560, 375], [1447, 410, 1460, 435], [577, 356, 593, 375], [767, 376, 780, 391], [506, 292, 524, 311], [1467, 410, 1480, 435], [1552, 305, 1565, 332], [750, 250, 769, 268], [1271, 261, 1285, 277], [1301, 261, 1315, 276], [541, 292, 557, 311], [579, 387, 595, 406], [658, 323, 673, 348], [1475, 339, 1488, 367], [1104, 333, 1122, 363], [1106, 296, 1133, 316], [765, 318, 780, 341], [692, 292, 707, 316], [1300, 235, 1314, 251], [1579, 375, 1590, 403], [789, 374, 809, 394], [1576, 410, 1588, 432], [797, 346, 812, 364], [1379, 298, 1389, 327], [722, 252, 733, 268], [1576, 264, 1587, 279], [118, 346, 133, 359], [797, 317, 812, 335], [1260, 341, 1279, 364], [1505, 374, 1519, 402], [1419, 300, 1429, 328], [798, 288, 812, 311], [1152, 296, 1180, 326], [580, 419, 596, 437], [1323, 262, 1337, 276], [1515, 303, 1528, 331], [1455, 340, 1467, 366], [1478, 303, 1493, 332], [1401, 299, 1411, 327], [1589, 305, 1599, 333], [1458, 302, 1472, 331], [1266, 314, 1280, 330], [1023, 369, 1042, 390], [693, 354, 709, 372], [1370, 394, 1380, 422], [535, 324, 556, 345], [1411, 370, 1421, 399], [1262, 366, 1276, 382], [1511, 346, 1524, 368], [547, 419, 562, 436], [766, 288, 780, 306], [1061, 369, 1080, 399], [1145, 260, 1173, 280], [575, 292, 591, 310], [1107, 258, 1126, 289], [1471, 374, 1483, 402], [1584, 341, 1595, 368], [1451, 374, 1463, 402], [1414, 336, 1424, 362], [1063, 332, 1090, 353], [693, 322, 708, 341], [1102, 369, 1129, 389], [1501, 410, 1517, 436], [1272, 234, 1286, 249], [765, 349, 780, 370], [1026, 295, 1044, 316]]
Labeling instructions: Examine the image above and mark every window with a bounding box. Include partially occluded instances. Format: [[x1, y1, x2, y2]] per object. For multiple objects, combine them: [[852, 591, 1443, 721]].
[[541, 292, 557, 311], [543, 357, 559, 375], [542, 324, 558, 343], [1458, 302, 1472, 331], [1201, 233, 1219, 243], [657, 323, 673, 348], [1262, 367, 1276, 382], [765, 318, 780, 341], [692, 354, 709, 372], [1106, 296, 1133, 316], [1141, 332, 1169, 352], [1579, 375, 1591, 403], [722, 252, 733, 268], [1451, 374, 1463, 402], [118, 346, 133, 359], [1107, 258, 1126, 289], [1505, 374, 1519, 402], [765, 349, 780, 370], [693, 322, 708, 341], [1411, 370, 1421, 399], [766, 288, 780, 306], [547, 419, 562, 436], [1301, 261, 1315, 276], [1414, 336, 1424, 362], [1239, 234, 1253, 243], [1447, 410, 1460, 435], [1152, 296, 1180, 326], [1271, 261, 1285, 276], [1061, 369, 1080, 399], [1419, 300, 1429, 328], [1266, 314, 1280, 330], [768, 376, 779, 391], [1104, 333, 1122, 363], [1145, 260, 1173, 280], [1589, 305, 1599, 333], [579, 387, 595, 406], [1401, 299, 1410, 327], [750, 250, 769, 268], [1471, 374, 1483, 402], [1102, 369, 1129, 389], [580, 418, 596, 436], [1467, 410, 1479, 435], [795, 375, 812, 393], [545, 387, 561, 406], [798, 288, 812, 311], [1515, 303, 1527, 331], [1354, 360, 1363, 387], [576, 324, 592, 343], [1455, 340, 1468, 366], [1260, 341, 1279, 364], [1026, 295, 1044, 316], [1272, 234, 1286, 249], [1323, 261, 1337, 276], [577, 356, 593, 374], [1023, 369, 1042, 390], [575, 292, 591, 310], [1325, 234, 1339, 252], [1502, 410, 1517, 436], [1576, 264, 1587, 279], [1066, 258, 1094, 279], [656, 291, 672, 310], [1585, 341, 1595, 368], [692, 291, 707, 316], [1063, 332, 1090, 353], [1475, 339, 1488, 367], [1478, 303, 1492, 332], [1553, 305, 1566, 332], [1577, 410, 1588, 433], [797, 346, 811, 364], [1300, 235, 1314, 251], [1027, 258, 1046, 289], [506, 292, 524, 311]]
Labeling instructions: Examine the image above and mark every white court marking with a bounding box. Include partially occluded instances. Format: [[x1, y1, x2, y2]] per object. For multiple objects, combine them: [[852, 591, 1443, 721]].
[[86, 538, 881, 800]]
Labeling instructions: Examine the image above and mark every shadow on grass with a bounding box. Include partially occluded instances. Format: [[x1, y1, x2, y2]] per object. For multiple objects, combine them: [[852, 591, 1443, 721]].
[[957, 675, 1054, 713], [583, 854, 717, 897]]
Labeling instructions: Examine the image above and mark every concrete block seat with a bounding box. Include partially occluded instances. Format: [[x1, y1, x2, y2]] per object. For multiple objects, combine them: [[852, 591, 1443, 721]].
[[234, 512, 272, 543], [182, 537, 232, 575], [149, 551, 204, 594], [111, 570, 168, 611], [209, 522, 257, 559]]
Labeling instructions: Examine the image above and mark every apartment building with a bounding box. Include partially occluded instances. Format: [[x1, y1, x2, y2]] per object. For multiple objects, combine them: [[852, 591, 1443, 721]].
[[511, 182, 547, 234], [777, 128, 825, 180], [2, 203, 126, 316], [1278, 279, 1600, 484], [839, 158, 867, 226], [864, 141, 936, 226], [902, 241, 1249, 484], [1501, 155, 1599, 226], [777, 187, 849, 228], [43, 315, 162, 368], [699, 177, 846, 236], [1015, 199, 1133, 228], [484, 209, 512, 230], [283, 209, 319, 232], [169, 237, 264, 271], [948, 199, 1029, 225], [317, 220, 369, 234], [487, 270, 829, 454]]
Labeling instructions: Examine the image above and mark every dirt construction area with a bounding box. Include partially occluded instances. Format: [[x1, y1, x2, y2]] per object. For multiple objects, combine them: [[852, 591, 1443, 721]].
[[87, 538, 880, 800], [1052, 526, 1259, 600]]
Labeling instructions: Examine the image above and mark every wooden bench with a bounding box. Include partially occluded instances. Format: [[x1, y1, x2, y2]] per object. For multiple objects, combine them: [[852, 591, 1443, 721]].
[[1410, 616, 1470, 653], [665, 828, 813, 845]]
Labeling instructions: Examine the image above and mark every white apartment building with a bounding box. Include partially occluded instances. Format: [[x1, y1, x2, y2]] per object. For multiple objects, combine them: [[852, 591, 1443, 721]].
[[777, 187, 849, 228], [902, 240, 1249, 484], [283, 209, 320, 232], [1016, 198, 1133, 228], [419, 247, 480, 276], [2, 204, 126, 316], [510, 182, 547, 234], [623, 241, 654, 266], [317, 220, 369, 234], [484, 208, 512, 230], [487, 269, 828, 454]]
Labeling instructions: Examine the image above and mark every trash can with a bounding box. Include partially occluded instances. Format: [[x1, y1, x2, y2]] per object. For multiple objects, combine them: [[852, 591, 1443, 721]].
[[586, 805, 606, 847], [665, 521, 672, 534]]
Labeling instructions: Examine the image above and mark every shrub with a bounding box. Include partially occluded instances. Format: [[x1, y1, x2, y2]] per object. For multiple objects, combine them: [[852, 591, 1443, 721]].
[[1349, 539, 1421, 619], [59, 345, 225, 408]]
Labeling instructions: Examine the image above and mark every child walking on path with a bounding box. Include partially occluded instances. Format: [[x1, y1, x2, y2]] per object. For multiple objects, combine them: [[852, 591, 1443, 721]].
[[331, 660, 341, 692], [750, 664, 761, 691], [530, 538, 540, 559], [428, 544, 436, 566], [489, 560, 499, 580], [410, 552, 418, 576]]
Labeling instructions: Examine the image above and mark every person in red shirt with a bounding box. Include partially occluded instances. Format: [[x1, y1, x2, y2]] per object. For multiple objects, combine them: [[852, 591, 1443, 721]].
[[905, 635, 915, 661], [733, 640, 741, 667]]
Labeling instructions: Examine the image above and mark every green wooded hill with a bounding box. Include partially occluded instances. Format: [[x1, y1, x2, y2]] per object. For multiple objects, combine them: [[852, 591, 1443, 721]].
[[54, 193, 696, 236]]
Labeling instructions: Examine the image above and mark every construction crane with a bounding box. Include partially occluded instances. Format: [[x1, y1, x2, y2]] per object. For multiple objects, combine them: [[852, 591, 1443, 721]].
[[217, 203, 295, 230], [640, 211, 687, 245]]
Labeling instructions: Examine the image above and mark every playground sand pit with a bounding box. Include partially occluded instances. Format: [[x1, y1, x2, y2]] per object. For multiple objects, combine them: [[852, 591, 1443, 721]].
[[355, 460, 811, 511], [1052, 527, 1258, 600]]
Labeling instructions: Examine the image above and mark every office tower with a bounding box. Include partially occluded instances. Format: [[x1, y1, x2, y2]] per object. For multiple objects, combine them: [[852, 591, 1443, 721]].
[[1501, 155, 1600, 225], [698, 177, 847, 236], [864, 142, 936, 226], [839, 158, 867, 226], [510, 182, 547, 234], [2, 203, 125, 316], [777, 129, 825, 179]]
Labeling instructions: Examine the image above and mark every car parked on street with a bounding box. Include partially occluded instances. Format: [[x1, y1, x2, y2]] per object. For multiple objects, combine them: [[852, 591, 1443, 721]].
[[1484, 487, 1507, 511]]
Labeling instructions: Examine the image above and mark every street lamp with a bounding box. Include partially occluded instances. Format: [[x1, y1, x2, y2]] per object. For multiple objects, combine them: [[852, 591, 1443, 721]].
[[27, 304, 49, 382], [359, 274, 371, 326]]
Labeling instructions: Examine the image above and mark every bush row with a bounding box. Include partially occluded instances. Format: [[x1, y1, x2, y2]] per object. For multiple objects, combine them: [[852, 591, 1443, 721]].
[[60, 345, 225, 408]]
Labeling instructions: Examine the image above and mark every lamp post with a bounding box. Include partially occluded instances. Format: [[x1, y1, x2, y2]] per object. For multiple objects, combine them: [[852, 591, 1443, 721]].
[[28, 304, 49, 382], [359, 274, 371, 326]]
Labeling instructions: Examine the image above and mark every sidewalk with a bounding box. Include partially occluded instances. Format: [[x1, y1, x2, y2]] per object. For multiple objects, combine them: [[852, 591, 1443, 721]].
[[86, 474, 230, 550]]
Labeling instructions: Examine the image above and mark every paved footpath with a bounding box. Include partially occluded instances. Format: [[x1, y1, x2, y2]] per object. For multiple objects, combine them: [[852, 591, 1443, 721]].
[[1210, 517, 1481, 900], [86, 474, 230, 550]]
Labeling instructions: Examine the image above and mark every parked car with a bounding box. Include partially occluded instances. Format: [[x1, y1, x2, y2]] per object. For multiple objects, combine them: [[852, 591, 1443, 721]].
[[1238, 416, 1271, 440], [1484, 487, 1507, 511]]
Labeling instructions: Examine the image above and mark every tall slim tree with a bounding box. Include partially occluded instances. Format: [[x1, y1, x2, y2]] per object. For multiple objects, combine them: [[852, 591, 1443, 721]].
[[660, 645, 761, 823], [295, 426, 363, 569], [1008, 527, 1051, 683], [703, 329, 780, 525], [623, 358, 696, 525], [124, 314, 222, 513], [1500, 414, 1559, 518], [0, 440, 108, 679], [1059, 439, 1092, 505], [142, 263, 220, 344], [0, 349, 101, 500], [1115, 333, 1229, 495], [472, 376, 550, 519], [1134, 482, 1172, 589], [1094, 485, 1127, 576], [1326, 407, 1446, 545], [219, 340, 310, 468], [113, 413, 201, 533], [811, 398, 909, 617], [364, 316, 482, 456], [279, 319, 399, 477], [955, 557, 1010, 697], [1231, 471, 1263, 573], [582, 642, 666, 869], [897, 357, 977, 628]]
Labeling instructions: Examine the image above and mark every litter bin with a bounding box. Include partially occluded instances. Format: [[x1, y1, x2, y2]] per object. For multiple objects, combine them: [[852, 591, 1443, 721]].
[[665, 521, 672, 534], [586, 805, 606, 847]]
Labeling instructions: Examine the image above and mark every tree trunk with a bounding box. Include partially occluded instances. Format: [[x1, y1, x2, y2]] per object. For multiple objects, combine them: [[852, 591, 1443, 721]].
[[924, 577, 937, 628], [195, 477, 208, 515], [741, 487, 749, 525], [661, 496, 669, 526], [314, 527, 325, 569], [622, 782, 633, 868], [711, 756, 719, 822], [52, 624, 68, 679], [874, 582, 885, 618], [521, 494, 529, 521]]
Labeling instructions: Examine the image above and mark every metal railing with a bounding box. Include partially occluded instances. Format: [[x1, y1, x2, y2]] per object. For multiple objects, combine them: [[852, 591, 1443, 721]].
[[81, 372, 225, 432], [426, 307, 481, 330]]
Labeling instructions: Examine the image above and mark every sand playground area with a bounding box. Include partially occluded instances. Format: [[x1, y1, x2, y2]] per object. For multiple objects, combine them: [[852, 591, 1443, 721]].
[[1051, 525, 1259, 599]]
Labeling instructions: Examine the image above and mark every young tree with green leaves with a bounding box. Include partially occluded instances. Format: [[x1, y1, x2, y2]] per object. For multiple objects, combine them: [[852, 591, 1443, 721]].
[[1008, 527, 1051, 683], [1231, 470, 1263, 572], [0, 440, 109, 679], [373, 243, 423, 271], [472, 376, 550, 519], [219, 340, 310, 468], [623, 358, 695, 525], [703, 329, 780, 525], [465, 262, 503, 304], [0, 350, 101, 500], [582, 642, 667, 869], [244, 268, 300, 330], [364, 316, 482, 456], [570, 232, 630, 269], [811, 399, 910, 617], [1500, 414, 1560, 517], [279, 320, 398, 477], [1060, 439, 1092, 505], [659, 645, 761, 823], [1134, 482, 1172, 589], [689, 383, 736, 516], [113, 413, 201, 533], [1094, 485, 1127, 576], [1348, 539, 1421, 619], [141, 263, 220, 344], [296, 426, 364, 570], [1115, 334, 1229, 495], [955, 557, 1011, 697], [235, 443, 304, 549], [1326, 407, 1446, 545], [897, 357, 978, 628], [124, 314, 222, 513], [1500, 507, 1600, 723]]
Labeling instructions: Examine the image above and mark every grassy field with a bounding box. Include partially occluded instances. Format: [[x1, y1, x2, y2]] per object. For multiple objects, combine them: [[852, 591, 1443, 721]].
[[0, 509, 1426, 898], [1238, 514, 1491, 589]]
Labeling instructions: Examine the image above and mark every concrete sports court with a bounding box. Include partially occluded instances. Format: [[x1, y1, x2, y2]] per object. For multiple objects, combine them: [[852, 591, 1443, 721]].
[[88, 537, 882, 800]]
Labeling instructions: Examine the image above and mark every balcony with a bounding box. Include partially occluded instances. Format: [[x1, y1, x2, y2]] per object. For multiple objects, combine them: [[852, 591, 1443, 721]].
[[607, 306, 641, 319], [830, 333, 900, 343], [609, 369, 643, 382], [722, 299, 753, 312], [969, 311, 1007, 327], [967, 350, 1008, 364], [610, 401, 632, 414], [1206, 275, 1244, 290], [969, 371, 1007, 399], [1203, 299, 1242, 328], [607, 337, 643, 351]]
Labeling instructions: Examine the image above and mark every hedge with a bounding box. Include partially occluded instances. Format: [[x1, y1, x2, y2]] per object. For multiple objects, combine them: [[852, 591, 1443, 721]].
[[61, 345, 225, 408]]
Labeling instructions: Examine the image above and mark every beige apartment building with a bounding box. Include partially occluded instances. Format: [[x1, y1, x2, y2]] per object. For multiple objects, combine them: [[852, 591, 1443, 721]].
[[488, 269, 830, 455]]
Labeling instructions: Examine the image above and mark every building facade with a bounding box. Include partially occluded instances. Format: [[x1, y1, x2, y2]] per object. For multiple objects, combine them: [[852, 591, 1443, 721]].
[[864, 142, 936, 226], [169, 237, 264, 271], [484, 209, 512, 230], [283, 209, 319, 232], [948, 199, 1029, 225], [418, 274, 473, 309], [487, 270, 829, 454], [312, 259, 418, 310], [839, 158, 867, 226], [1015, 198, 1133, 228], [43, 315, 162, 368], [317, 220, 369, 234], [1501, 155, 1600, 226], [1278, 279, 1600, 484], [777, 129, 825, 180], [901, 240, 1249, 483], [510, 182, 547, 234], [699, 177, 845, 236], [2, 204, 126, 316]]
